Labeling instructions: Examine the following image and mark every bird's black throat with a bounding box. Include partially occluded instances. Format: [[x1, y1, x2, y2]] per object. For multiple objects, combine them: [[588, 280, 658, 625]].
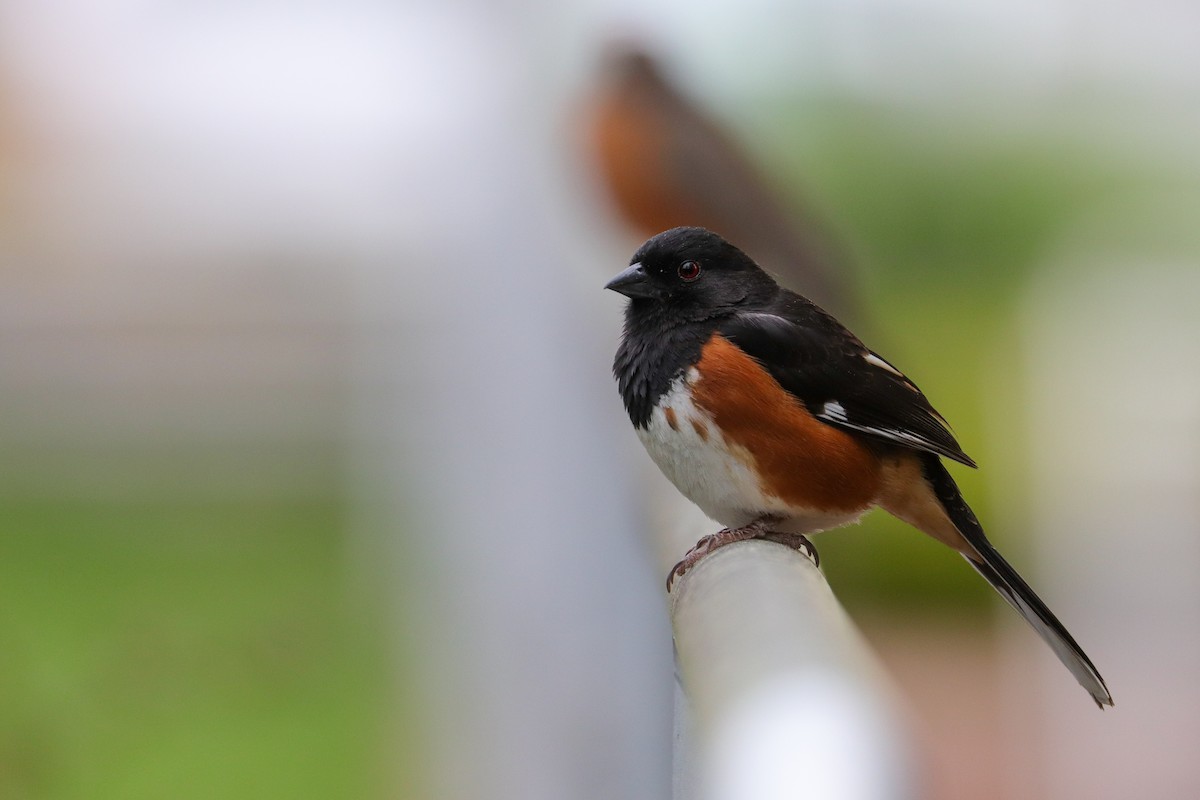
[[613, 300, 722, 429]]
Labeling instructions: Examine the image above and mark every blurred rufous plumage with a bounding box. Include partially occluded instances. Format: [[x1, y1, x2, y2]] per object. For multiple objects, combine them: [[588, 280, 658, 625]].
[[586, 47, 855, 319]]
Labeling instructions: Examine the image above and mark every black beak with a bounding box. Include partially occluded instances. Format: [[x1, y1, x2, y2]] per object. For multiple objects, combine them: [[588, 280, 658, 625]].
[[604, 263, 656, 299]]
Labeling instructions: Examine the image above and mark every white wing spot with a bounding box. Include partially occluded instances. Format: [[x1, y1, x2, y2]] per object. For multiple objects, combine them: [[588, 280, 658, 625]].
[[821, 400, 848, 422], [818, 401, 930, 447], [864, 352, 905, 378]]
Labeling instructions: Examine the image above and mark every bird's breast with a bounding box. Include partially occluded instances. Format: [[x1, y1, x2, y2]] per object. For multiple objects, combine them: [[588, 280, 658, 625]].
[[637, 368, 776, 529], [636, 335, 883, 532]]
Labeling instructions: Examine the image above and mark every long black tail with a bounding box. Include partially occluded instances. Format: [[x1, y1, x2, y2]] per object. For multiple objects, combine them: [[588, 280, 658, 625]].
[[922, 455, 1113, 708]]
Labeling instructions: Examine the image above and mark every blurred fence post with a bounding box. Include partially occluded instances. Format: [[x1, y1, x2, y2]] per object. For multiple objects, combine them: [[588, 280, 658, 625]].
[[347, 8, 673, 800], [669, 539, 914, 800]]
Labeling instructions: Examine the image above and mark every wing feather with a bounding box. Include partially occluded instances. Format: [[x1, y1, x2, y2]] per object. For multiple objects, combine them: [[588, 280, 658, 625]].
[[719, 308, 976, 467]]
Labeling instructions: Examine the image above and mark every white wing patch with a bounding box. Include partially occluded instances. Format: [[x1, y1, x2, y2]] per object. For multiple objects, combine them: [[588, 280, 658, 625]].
[[863, 352, 905, 378], [818, 400, 931, 449], [820, 400, 848, 422]]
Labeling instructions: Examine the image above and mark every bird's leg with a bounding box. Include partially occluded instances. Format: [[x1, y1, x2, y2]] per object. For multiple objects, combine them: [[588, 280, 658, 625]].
[[667, 515, 798, 592]]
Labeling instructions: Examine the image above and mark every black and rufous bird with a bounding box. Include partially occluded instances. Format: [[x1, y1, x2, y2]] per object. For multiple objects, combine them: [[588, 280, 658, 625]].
[[606, 226, 1113, 708]]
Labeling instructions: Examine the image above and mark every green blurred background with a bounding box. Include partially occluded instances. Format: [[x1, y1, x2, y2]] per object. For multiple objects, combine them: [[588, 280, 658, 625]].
[[0, 101, 1148, 797], [1, 2, 1193, 797], [0, 500, 393, 798]]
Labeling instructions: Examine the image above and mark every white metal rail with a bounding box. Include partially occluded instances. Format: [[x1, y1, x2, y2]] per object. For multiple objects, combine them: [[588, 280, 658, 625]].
[[669, 540, 915, 800]]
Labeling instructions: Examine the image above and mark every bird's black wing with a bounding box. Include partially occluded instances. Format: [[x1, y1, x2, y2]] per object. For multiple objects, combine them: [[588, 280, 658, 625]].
[[718, 303, 976, 468]]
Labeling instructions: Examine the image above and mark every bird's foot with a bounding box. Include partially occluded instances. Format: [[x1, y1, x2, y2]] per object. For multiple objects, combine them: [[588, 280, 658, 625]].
[[667, 516, 797, 592], [758, 531, 820, 568]]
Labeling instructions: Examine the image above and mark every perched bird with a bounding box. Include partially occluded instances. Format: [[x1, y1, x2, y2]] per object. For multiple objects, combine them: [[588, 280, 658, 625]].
[[606, 226, 1113, 708]]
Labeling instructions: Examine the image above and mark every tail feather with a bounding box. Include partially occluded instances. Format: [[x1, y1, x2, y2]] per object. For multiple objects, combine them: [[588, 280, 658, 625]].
[[922, 456, 1113, 708]]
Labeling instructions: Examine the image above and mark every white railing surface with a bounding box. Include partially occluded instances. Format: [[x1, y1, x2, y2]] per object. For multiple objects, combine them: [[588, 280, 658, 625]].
[[669, 540, 915, 800]]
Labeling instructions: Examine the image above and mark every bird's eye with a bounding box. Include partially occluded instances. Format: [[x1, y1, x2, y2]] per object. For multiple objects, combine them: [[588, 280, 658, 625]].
[[677, 260, 702, 282]]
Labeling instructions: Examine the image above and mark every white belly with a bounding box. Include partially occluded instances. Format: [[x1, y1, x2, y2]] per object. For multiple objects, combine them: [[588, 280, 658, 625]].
[[635, 374, 868, 534]]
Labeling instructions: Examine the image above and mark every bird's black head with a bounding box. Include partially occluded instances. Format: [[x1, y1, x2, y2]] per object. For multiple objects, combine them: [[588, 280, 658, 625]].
[[605, 227, 777, 319]]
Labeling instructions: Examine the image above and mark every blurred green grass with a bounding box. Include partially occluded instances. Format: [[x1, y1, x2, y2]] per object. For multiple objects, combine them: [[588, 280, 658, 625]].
[[0, 500, 392, 799]]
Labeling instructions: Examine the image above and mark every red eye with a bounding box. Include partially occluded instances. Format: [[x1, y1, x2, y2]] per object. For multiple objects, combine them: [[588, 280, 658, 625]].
[[677, 260, 701, 282]]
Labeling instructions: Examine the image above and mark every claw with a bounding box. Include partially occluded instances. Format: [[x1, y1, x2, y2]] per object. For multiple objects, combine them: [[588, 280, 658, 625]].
[[667, 516, 797, 592], [760, 531, 820, 567]]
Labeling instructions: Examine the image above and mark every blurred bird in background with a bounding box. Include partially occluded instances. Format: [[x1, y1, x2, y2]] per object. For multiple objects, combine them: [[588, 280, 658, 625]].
[[586, 46, 856, 321]]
